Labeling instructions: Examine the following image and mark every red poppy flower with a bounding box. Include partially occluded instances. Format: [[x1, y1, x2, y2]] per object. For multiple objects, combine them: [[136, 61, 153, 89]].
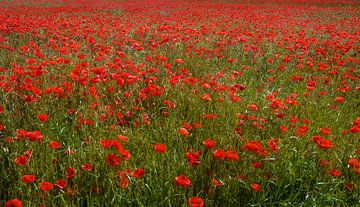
[[23, 150, 32, 157], [252, 162, 262, 169], [201, 113, 217, 119], [212, 149, 225, 160], [188, 196, 204, 207], [211, 179, 223, 187], [279, 125, 287, 132], [312, 135, 322, 143], [15, 155, 28, 166], [295, 125, 308, 136], [202, 139, 216, 149], [343, 182, 354, 191], [39, 181, 53, 191], [201, 93, 212, 101], [174, 58, 184, 64], [20, 174, 36, 183], [183, 121, 193, 131], [243, 141, 268, 157], [316, 138, 333, 149], [248, 103, 258, 112], [225, 149, 239, 162], [55, 179, 67, 189], [117, 134, 128, 142], [4, 199, 22, 207], [117, 146, 131, 161], [330, 169, 340, 177], [334, 96, 344, 103], [49, 141, 61, 149], [99, 139, 112, 148], [186, 151, 201, 166], [130, 168, 144, 178], [153, 143, 167, 154], [174, 175, 191, 188], [37, 114, 49, 122], [348, 158, 359, 169], [250, 183, 261, 192], [26, 131, 43, 142], [178, 127, 189, 136], [65, 167, 76, 179], [106, 153, 121, 167], [267, 138, 279, 153], [320, 128, 331, 136], [119, 175, 129, 188], [350, 125, 360, 133], [81, 163, 92, 171]]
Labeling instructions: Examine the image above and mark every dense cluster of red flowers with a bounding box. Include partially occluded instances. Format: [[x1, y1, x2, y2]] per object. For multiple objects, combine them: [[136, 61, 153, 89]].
[[1, 0, 359, 206]]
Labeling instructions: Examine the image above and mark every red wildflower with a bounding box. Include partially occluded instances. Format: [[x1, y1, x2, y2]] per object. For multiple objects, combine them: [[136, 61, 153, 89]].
[[4, 199, 22, 207], [252, 162, 262, 169], [192, 122, 201, 129], [49, 141, 61, 149], [248, 103, 258, 112], [99, 139, 112, 148], [65, 167, 76, 179], [225, 149, 239, 162], [343, 183, 354, 191], [20, 174, 36, 183], [117, 147, 131, 161], [201, 113, 217, 119], [174, 175, 191, 188], [250, 183, 261, 192], [153, 143, 167, 154], [295, 125, 308, 137], [37, 114, 49, 122], [203, 139, 216, 149], [320, 128, 331, 136], [267, 138, 279, 153], [349, 125, 360, 133], [201, 93, 212, 101], [81, 163, 92, 171], [211, 179, 223, 187], [130, 168, 145, 178], [335, 96, 344, 103], [316, 138, 334, 149], [179, 127, 189, 136], [188, 196, 204, 207], [244, 141, 268, 157], [186, 151, 201, 166], [55, 179, 67, 189], [24, 150, 32, 157], [330, 169, 341, 177], [119, 175, 129, 188], [348, 158, 359, 169], [15, 155, 28, 166], [106, 153, 121, 167], [26, 130, 43, 142], [117, 134, 128, 142], [212, 149, 225, 160], [39, 181, 53, 191], [183, 121, 193, 131], [312, 135, 322, 143], [174, 58, 184, 64], [279, 125, 287, 132]]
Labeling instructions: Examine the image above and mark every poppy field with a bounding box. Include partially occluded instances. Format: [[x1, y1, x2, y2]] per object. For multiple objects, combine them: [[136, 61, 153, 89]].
[[0, 0, 359, 206]]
